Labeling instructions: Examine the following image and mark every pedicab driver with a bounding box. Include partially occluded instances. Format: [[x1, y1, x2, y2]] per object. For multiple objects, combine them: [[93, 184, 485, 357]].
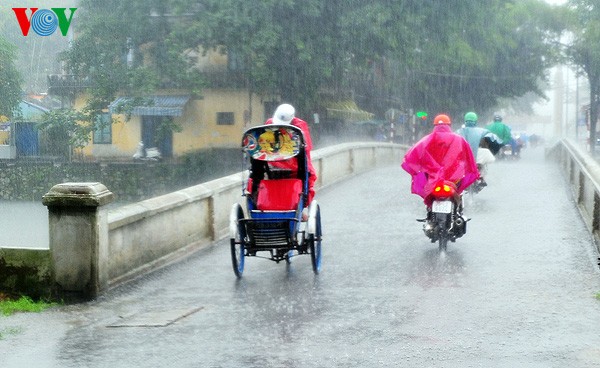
[[401, 113, 479, 209], [262, 104, 317, 218]]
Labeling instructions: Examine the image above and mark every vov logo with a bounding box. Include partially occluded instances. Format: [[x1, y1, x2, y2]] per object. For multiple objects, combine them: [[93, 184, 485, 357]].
[[12, 8, 77, 36]]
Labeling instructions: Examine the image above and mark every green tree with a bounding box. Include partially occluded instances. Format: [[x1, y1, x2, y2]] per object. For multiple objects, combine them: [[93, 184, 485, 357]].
[[385, 0, 561, 119], [0, 36, 23, 119], [63, 0, 562, 126], [171, 0, 344, 115], [173, 0, 560, 119], [60, 0, 204, 128], [565, 0, 600, 152], [37, 108, 88, 159]]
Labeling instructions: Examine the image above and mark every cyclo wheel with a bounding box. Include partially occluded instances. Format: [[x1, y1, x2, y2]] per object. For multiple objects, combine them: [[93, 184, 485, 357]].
[[308, 203, 322, 274], [230, 238, 245, 278], [229, 203, 246, 278]]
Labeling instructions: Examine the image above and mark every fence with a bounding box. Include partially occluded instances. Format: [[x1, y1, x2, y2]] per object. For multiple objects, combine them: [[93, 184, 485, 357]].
[[546, 138, 600, 250]]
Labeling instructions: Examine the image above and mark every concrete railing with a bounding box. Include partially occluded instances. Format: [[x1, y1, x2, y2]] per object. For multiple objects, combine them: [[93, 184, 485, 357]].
[[546, 138, 600, 251], [106, 142, 405, 290], [0, 142, 406, 299]]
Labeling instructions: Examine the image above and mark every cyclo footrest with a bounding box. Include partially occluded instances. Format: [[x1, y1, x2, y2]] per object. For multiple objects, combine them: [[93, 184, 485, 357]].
[[241, 217, 298, 248]]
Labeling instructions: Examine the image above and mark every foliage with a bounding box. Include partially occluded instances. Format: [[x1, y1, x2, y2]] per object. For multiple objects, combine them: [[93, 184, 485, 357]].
[[0, 295, 57, 316], [169, 0, 561, 118], [155, 116, 183, 144], [37, 108, 90, 158], [58, 0, 199, 141], [169, 0, 336, 114], [0, 36, 23, 119], [565, 0, 600, 151], [62, 0, 205, 98], [60, 0, 562, 122], [0, 326, 21, 340], [390, 0, 561, 119]]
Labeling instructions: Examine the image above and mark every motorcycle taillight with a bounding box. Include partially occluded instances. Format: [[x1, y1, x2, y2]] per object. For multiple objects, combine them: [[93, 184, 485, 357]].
[[432, 181, 456, 198]]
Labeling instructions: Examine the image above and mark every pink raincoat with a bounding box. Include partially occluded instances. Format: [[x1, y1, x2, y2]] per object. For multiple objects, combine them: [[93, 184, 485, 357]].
[[401, 124, 479, 204]]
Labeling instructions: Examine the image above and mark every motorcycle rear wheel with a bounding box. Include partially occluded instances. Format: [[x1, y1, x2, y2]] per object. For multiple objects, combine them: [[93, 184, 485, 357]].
[[435, 215, 449, 252], [438, 231, 448, 251]]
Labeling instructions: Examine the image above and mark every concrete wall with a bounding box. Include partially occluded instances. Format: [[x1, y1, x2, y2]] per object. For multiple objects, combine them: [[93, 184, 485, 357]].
[[0, 142, 405, 299], [546, 138, 600, 250], [0, 248, 52, 297]]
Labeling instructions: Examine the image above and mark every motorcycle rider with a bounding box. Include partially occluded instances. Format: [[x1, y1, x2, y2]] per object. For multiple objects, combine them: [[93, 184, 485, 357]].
[[401, 114, 479, 226], [486, 115, 513, 156], [455, 111, 499, 189]]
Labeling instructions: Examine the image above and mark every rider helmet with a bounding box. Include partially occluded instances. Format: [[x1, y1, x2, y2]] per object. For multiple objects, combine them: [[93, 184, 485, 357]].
[[464, 112, 478, 127], [433, 114, 451, 126], [272, 103, 295, 125], [493, 115, 503, 122]]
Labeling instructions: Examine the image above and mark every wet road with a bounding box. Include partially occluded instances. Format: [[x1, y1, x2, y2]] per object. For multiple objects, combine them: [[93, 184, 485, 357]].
[[3, 147, 600, 367]]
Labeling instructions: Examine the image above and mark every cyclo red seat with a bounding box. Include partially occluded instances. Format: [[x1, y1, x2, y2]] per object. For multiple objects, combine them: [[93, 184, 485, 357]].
[[256, 179, 303, 211]]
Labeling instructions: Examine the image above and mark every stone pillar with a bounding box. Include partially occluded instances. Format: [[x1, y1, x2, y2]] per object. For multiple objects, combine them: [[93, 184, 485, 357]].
[[42, 182, 114, 299]]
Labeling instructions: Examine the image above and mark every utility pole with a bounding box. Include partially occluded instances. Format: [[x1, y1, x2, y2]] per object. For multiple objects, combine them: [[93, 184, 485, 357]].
[[565, 67, 569, 138], [576, 68, 580, 141], [554, 67, 564, 137]]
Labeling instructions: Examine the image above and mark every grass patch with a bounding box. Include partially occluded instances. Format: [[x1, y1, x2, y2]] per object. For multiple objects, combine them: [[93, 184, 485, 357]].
[[0, 326, 22, 340], [0, 295, 58, 316]]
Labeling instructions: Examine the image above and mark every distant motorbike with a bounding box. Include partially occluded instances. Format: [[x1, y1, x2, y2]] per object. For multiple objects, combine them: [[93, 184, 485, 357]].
[[133, 141, 162, 161], [418, 180, 467, 251], [498, 138, 522, 160], [497, 144, 512, 160]]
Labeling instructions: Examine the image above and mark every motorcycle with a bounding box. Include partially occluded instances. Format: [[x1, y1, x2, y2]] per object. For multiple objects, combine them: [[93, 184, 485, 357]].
[[133, 141, 162, 161], [418, 180, 467, 251], [497, 144, 512, 160], [497, 138, 523, 160]]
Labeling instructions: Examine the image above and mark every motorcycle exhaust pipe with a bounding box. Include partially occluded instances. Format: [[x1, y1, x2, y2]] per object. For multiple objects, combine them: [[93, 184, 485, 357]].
[[454, 217, 464, 227]]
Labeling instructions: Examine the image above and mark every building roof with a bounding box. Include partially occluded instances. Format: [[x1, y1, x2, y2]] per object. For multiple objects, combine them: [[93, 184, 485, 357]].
[[324, 100, 374, 122], [109, 95, 191, 117], [18, 100, 50, 122]]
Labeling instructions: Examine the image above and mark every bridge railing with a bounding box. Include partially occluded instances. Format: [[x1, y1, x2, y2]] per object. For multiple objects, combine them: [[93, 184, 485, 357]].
[[546, 138, 600, 250], [0, 142, 406, 299], [8, 138, 596, 299]]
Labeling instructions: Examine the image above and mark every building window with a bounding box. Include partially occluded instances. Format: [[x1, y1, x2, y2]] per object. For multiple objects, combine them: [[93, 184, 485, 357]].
[[93, 113, 112, 144], [217, 112, 235, 125]]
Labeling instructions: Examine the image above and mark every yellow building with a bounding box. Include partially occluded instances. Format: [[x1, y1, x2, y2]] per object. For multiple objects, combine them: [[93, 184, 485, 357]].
[[77, 89, 275, 160], [73, 47, 279, 160]]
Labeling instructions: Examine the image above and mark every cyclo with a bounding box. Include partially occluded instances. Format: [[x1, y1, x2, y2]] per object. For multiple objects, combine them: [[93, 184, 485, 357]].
[[229, 124, 322, 278]]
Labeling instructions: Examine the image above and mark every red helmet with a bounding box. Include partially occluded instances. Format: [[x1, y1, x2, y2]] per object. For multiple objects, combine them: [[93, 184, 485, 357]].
[[433, 114, 451, 125]]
